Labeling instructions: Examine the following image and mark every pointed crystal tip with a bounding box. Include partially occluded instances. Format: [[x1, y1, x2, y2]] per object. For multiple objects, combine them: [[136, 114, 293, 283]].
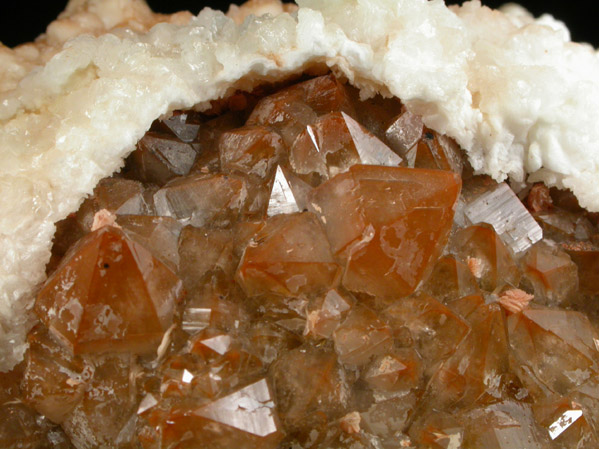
[[341, 112, 403, 167], [267, 166, 301, 216]]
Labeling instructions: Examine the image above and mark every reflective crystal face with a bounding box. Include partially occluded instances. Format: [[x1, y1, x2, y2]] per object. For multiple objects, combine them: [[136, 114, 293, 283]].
[[154, 173, 250, 227], [463, 182, 542, 254], [8, 73, 599, 449], [35, 226, 183, 355], [522, 241, 579, 306], [290, 112, 402, 182], [309, 165, 461, 298], [237, 212, 341, 296], [219, 125, 284, 179], [128, 132, 198, 185]]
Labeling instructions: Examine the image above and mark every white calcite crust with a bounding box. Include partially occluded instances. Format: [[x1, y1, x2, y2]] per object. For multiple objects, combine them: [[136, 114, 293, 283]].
[[1, 0, 599, 370]]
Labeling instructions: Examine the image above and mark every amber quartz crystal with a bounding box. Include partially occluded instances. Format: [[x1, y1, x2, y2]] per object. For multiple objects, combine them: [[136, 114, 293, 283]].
[[5, 74, 599, 449]]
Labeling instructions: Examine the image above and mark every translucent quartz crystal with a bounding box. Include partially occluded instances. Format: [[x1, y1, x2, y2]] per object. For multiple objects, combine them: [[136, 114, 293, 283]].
[[128, 131, 198, 185], [22, 326, 91, 423], [521, 241, 579, 306], [158, 111, 201, 143], [422, 255, 481, 303], [247, 74, 353, 146], [268, 166, 301, 216], [459, 401, 549, 449], [464, 182, 543, 253], [451, 223, 521, 292], [248, 321, 301, 364], [333, 304, 393, 366], [413, 129, 463, 174], [157, 340, 263, 401], [189, 328, 235, 360], [154, 173, 249, 227], [571, 377, 599, 442], [269, 345, 349, 433], [309, 165, 461, 298], [408, 410, 464, 449], [177, 226, 236, 291], [423, 303, 510, 411], [507, 307, 599, 395], [342, 112, 403, 167], [382, 293, 470, 377], [76, 178, 149, 230], [385, 110, 463, 175], [219, 125, 284, 179], [35, 226, 182, 354], [62, 355, 138, 449], [237, 212, 341, 296], [535, 209, 595, 243], [181, 279, 250, 335], [349, 88, 403, 141], [360, 395, 416, 446], [143, 376, 283, 449], [117, 215, 182, 271], [1, 364, 71, 448], [290, 112, 401, 183], [305, 288, 353, 339], [363, 348, 422, 393], [385, 108, 423, 164], [561, 241, 599, 294], [193, 113, 243, 173], [192, 379, 282, 446]]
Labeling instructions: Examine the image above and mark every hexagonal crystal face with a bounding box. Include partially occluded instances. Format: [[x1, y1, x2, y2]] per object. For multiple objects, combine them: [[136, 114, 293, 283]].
[[9, 73, 599, 449]]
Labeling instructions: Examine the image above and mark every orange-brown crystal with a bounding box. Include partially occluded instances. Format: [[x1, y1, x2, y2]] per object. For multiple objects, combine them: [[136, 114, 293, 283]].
[[9, 73, 599, 449], [35, 226, 182, 355], [309, 165, 461, 298]]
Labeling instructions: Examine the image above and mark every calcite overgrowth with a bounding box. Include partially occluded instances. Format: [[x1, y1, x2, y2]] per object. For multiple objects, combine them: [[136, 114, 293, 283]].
[[4, 74, 599, 449]]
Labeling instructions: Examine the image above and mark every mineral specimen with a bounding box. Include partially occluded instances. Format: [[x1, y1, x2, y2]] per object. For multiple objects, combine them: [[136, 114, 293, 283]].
[[7, 74, 599, 449]]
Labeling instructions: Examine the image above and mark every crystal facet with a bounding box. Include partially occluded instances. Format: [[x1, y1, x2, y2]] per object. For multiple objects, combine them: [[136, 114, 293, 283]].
[[309, 165, 461, 298], [464, 182, 543, 253], [237, 212, 341, 296], [267, 166, 301, 216], [219, 125, 284, 179], [129, 131, 197, 185], [154, 173, 249, 227], [333, 305, 393, 366], [508, 308, 599, 394], [522, 241, 579, 306], [451, 223, 521, 292], [35, 226, 182, 354]]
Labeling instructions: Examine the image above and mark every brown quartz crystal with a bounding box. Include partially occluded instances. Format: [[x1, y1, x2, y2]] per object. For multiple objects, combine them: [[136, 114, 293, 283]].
[[4, 74, 599, 449]]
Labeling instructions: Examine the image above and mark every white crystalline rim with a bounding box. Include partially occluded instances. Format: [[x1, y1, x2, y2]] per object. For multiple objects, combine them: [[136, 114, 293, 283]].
[[1, 0, 599, 370]]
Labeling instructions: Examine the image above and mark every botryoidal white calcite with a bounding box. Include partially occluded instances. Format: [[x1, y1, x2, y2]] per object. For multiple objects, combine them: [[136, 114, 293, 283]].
[[0, 0, 599, 370]]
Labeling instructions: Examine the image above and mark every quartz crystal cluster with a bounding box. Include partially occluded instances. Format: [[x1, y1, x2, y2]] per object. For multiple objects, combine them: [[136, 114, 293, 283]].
[[3, 74, 599, 449]]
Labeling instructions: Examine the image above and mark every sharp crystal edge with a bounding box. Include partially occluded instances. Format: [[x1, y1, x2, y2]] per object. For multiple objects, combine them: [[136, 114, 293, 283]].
[[194, 379, 278, 437], [341, 112, 403, 167], [464, 182, 543, 253], [164, 113, 200, 143], [267, 166, 301, 216]]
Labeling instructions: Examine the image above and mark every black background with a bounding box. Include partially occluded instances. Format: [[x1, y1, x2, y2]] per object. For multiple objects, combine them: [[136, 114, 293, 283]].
[[0, 0, 596, 48]]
